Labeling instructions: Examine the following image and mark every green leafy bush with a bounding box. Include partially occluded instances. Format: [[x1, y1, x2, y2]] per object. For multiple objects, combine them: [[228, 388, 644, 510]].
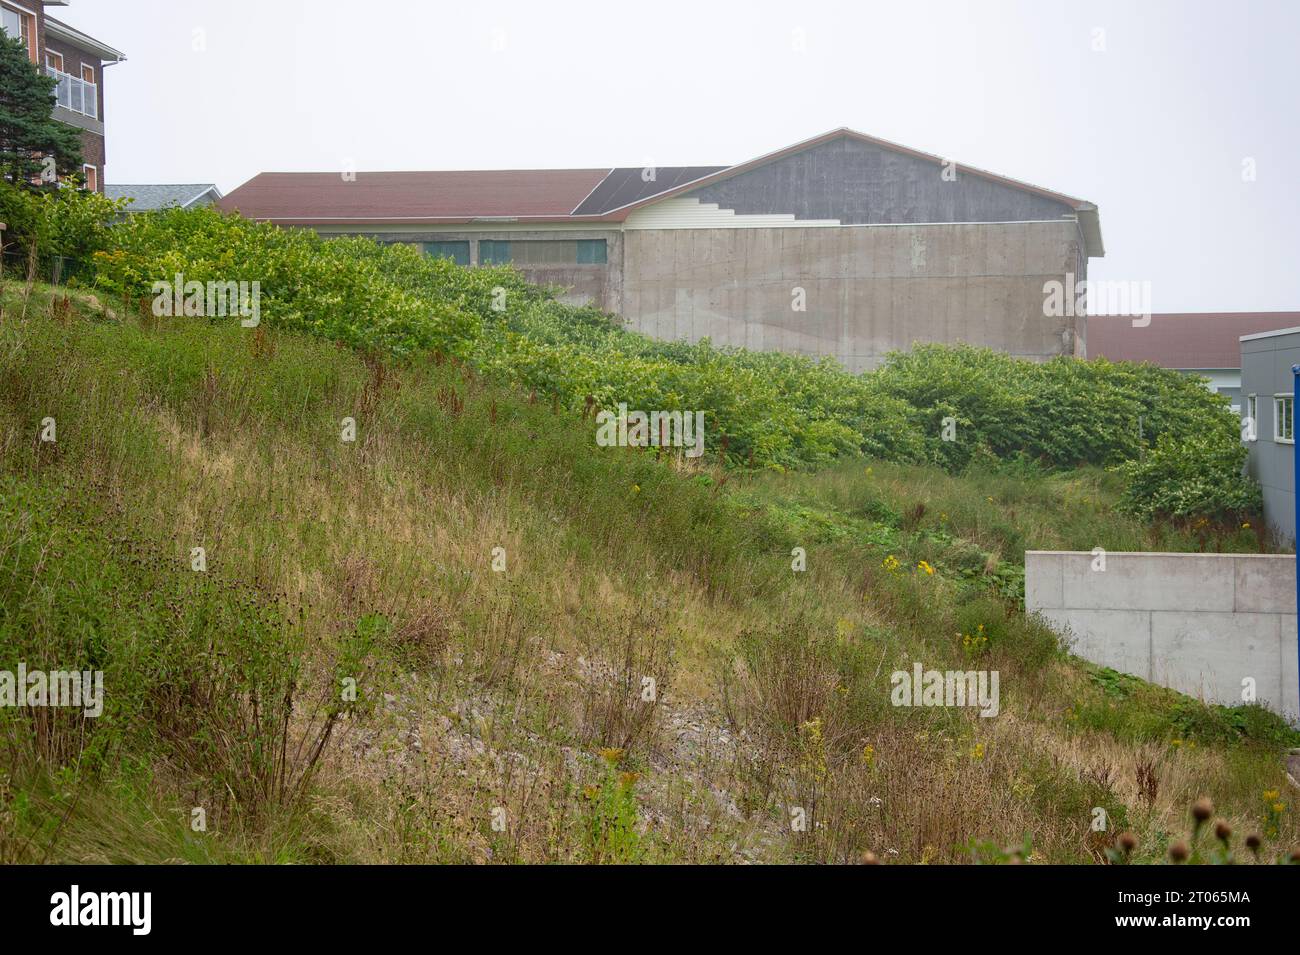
[[0, 179, 125, 274], [84, 207, 1260, 520], [1113, 432, 1261, 521], [870, 343, 1240, 470]]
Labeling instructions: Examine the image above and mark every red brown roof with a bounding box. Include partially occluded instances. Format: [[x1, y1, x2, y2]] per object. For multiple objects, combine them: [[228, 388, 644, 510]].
[[1089, 313, 1300, 368], [218, 169, 615, 224]]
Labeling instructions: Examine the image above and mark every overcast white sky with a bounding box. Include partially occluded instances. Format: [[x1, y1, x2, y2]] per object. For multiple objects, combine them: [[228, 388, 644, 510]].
[[66, 0, 1299, 312]]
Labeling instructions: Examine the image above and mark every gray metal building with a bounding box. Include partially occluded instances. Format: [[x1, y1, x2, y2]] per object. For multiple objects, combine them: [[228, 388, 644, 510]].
[[1240, 326, 1300, 542]]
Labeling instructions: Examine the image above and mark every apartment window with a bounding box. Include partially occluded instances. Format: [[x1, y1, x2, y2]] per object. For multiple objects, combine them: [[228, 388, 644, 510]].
[[81, 63, 95, 84], [424, 241, 470, 266], [45, 50, 63, 72], [82, 164, 97, 192], [477, 238, 607, 266], [1, 6, 35, 60], [1273, 394, 1293, 444], [1244, 395, 1258, 442]]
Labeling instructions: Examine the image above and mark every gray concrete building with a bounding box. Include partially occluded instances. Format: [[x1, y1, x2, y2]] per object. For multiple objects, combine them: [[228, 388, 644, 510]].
[[1241, 327, 1300, 543], [219, 128, 1105, 371]]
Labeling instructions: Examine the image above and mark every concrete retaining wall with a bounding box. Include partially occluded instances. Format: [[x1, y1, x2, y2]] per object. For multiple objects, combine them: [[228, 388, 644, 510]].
[[1026, 551, 1299, 720]]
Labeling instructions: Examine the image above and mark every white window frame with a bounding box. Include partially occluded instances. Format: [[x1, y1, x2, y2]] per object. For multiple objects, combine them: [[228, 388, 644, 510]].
[[0, 3, 37, 60], [1273, 393, 1293, 444], [82, 164, 97, 192], [1244, 394, 1258, 442]]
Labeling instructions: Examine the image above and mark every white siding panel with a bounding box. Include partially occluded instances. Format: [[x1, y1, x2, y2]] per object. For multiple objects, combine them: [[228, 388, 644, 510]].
[[624, 197, 841, 230]]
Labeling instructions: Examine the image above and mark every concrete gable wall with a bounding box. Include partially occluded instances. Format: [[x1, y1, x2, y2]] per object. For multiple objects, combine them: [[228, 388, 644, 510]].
[[686, 135, 1077, 225]]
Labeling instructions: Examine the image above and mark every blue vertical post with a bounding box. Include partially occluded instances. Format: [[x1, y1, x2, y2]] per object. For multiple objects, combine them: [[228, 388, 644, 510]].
[[1293, 365, 1300, 716]]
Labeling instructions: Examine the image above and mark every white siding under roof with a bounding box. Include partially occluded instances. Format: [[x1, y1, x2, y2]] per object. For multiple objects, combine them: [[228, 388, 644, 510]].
[[623, 197, 841, 230]]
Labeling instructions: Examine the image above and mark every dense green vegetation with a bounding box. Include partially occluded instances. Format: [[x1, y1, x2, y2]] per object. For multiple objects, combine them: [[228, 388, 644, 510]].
[[72, 201, 1256, 524]]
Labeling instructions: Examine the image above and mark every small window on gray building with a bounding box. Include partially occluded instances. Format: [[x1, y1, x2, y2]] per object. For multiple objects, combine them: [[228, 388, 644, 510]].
[[1244, 395, 1258, 441], [424, 241, 470, 266], [478, 240, 512, 264], [1273, 395, 1294, 443], [576, 239, 607, 264], [476, 238, 606, 266]]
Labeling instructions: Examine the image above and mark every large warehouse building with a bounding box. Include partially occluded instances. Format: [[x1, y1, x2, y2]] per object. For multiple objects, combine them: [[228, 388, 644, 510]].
[[219, 128, 1104, 372]]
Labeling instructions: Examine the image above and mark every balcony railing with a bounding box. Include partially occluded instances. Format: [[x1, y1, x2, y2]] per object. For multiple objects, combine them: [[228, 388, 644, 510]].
[[45, 66, 98, 120]]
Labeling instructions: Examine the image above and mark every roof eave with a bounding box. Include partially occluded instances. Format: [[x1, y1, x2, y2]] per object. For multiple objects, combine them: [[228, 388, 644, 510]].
[[237, 215, 616, 226], [181, 186, 224, 208], [43, 17, 125, 62], [1076, 203, 1105, 258]]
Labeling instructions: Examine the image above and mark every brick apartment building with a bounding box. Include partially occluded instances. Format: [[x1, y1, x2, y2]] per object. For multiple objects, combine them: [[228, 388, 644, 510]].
[[1, 1, 124, 192]]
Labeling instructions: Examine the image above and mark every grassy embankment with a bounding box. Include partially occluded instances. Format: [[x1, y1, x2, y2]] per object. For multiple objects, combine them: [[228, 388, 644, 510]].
[[0, 282, 1295, 864]]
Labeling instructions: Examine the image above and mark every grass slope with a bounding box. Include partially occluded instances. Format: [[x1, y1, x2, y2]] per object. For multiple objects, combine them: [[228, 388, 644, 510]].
[[0, 283, 1295, 865]]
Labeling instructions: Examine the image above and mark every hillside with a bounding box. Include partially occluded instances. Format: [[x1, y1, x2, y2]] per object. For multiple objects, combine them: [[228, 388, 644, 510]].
[[0, 272, 1296, 864]]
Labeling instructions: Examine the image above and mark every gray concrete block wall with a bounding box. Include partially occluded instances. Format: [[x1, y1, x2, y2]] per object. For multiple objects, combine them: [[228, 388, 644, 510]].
[[1026, 551, 1299, 721], [622, 220, 1083, 371]]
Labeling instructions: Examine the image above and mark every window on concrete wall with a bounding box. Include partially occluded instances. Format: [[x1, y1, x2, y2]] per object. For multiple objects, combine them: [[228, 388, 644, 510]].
[[477, 239, 607, 266], [478, 239, 511, 265], [423, 241, 470, 266], [1245, 395, 1258, 441], [1273, 395, 1293, 443], [576, 239, 607, 264]]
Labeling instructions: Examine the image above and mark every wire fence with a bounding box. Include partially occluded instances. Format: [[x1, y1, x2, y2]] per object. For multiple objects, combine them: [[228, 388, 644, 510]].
[[0, 248, 93, 286]]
